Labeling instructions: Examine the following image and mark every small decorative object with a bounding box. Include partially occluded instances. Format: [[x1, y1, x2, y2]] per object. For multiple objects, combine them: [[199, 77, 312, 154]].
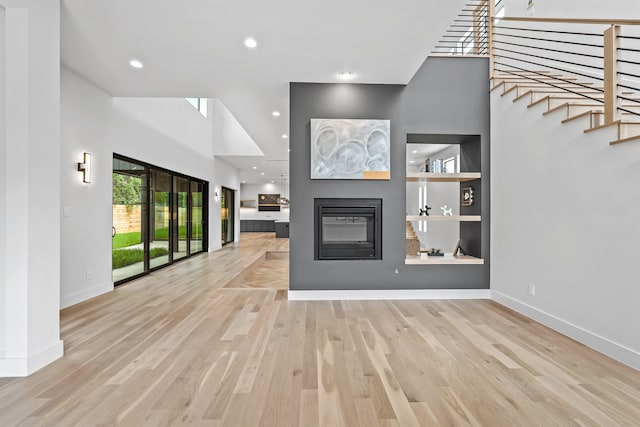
[[462, 186, 474, 207], [419, 205, 431, 216], [427, 248, 444, 257], [440, 205, 453, 216]]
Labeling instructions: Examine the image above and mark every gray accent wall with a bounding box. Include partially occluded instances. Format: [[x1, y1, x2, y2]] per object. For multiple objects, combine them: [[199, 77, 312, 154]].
[[290, 57, 490, 290]]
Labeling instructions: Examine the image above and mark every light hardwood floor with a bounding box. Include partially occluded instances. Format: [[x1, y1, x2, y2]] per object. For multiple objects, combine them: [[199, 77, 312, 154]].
[[1, 233, 639, 426]]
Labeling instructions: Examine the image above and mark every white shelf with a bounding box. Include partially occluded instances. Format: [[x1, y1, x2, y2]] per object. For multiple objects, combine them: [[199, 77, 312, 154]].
[[405, 255, 484, 265], [406, 172, 481, 182], [406, 215, 481, 222]]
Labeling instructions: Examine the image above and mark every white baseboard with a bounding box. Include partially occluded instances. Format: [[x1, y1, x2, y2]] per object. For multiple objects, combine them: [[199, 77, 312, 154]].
[[61, 281, 113, 309], [288, 289, 490, 301], [0, 340, 64, 377], [491, 290, 640, 371]]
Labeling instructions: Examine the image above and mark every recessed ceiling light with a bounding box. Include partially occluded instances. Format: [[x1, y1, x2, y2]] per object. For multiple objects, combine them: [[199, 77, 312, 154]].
[[337, 71, 355, 80], [412, 150, 418, 154], [287, 149, 291, 152], [252, 166, 257, 170], [129, 59, 144, 69], [410, 160, 415, 164], [241, 180, 246, 184], [260, 172, 265, 176], [271, 180, 274, 183], [282, 134, 288, 139], [272, 111, 281, 117], [244, 38, 257, 49]]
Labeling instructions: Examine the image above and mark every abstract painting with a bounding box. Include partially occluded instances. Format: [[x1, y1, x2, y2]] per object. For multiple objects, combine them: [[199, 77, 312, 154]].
[[310, 119, 390, 180]]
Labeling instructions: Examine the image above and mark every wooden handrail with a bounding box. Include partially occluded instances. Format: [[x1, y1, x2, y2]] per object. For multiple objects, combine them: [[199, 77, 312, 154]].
[[497, 17, 640, 26]]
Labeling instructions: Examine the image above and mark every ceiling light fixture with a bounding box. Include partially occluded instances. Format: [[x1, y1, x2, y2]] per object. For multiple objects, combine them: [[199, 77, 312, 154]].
[[282, 134, 288, 139], [244, 38, 257, 48], [272, 111, 281, 117], [260, 172, 265, 176], [129, 59, 144, 69], [412, 150, 418, 154], [337, 71, 355, 80], [252, 166, 257, 170]]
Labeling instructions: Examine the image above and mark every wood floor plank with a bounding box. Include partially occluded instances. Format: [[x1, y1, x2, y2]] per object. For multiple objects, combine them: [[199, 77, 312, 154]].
[[0, 233, 638, 426]]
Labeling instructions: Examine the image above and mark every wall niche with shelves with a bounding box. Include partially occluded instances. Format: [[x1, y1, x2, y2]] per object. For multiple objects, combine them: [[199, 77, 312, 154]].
[[405, 133, 483, 265]]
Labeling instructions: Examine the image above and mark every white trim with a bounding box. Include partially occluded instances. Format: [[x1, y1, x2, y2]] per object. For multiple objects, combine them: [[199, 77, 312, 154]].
[[288, 289, 490, 301], [0, 340, 64, 377], [491, 291, 640, 372], [60, 281, 113, 309]]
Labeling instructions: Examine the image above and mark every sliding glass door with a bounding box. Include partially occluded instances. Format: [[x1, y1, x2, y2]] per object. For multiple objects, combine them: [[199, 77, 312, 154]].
[[112, 158, 148, 283], [150, 170, 171, 269], [221, 187, 235, 245], [112, 154, 208, 285], [191, 181, 204, 254], [173, 177, 189, 261]]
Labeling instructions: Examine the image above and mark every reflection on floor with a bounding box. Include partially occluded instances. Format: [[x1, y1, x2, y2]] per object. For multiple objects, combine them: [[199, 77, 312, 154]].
[[2, 233, 640, 426]]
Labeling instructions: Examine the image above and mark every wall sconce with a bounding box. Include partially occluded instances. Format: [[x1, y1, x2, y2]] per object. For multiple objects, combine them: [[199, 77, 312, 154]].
[[77, 152, 92, 183], [214, 187, 220, 202]]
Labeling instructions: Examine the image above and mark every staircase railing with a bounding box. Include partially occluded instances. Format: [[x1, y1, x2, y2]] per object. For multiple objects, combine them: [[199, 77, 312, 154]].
[[431, 0, 499, 57], [432, 3, 640, 143], [492, 17, 640, 127]]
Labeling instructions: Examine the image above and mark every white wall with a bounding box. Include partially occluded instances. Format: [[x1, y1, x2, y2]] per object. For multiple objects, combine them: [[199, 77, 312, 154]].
[[0, 5, 6, 357], [491, 91, 640, 370], [1, 0, 63, 377], [60, 68, 236, 308], [503, 0, 637, 19], [210, 99, 263, 156], [239, 183, 290, 220], [113, 97, 214, 158], [211, 157, 241, 250]]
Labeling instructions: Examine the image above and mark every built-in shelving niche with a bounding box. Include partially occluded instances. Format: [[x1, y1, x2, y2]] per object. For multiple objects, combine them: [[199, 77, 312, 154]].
[[405, 134, 483, 265]]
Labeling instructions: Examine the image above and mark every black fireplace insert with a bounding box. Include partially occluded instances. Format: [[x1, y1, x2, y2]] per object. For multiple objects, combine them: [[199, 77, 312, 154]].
[[314, 198, 382, 260]]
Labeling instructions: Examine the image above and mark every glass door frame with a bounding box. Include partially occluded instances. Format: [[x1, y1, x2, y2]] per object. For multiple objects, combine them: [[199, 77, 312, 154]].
[[221, 186, 235, 246], [113, 154, 209, 286]]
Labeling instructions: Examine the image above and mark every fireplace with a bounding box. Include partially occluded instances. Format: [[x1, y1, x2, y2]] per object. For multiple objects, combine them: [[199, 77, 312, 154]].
[[314, 198, 382, 260]]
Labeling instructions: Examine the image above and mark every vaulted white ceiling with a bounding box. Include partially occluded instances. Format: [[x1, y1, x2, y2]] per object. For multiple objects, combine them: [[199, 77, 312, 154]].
[[61, 0, 467, 183]]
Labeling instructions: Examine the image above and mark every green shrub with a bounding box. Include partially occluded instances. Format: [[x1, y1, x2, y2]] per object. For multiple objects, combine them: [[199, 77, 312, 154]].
[[112, 247, 169, 269]]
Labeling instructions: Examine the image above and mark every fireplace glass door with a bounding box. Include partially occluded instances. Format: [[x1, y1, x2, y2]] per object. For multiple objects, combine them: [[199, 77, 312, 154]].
[[315, 199, 382, 260]]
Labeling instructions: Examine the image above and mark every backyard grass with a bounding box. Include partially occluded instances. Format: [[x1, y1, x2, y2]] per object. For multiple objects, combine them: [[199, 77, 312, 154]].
[[153, 225, 202, 240], [113, 225, 202, 248], [112, 231, 142, 249], [112, 247, 170, 269]]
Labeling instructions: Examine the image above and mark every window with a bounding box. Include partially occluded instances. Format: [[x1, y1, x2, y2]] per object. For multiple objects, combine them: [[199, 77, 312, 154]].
[[443, 156, 457, 173], [185, 97, 208, 118]]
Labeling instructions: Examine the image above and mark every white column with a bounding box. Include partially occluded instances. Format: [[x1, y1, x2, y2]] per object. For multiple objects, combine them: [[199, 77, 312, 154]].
[[0, 1, 63, 377], [0, 5, 6, 360]]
